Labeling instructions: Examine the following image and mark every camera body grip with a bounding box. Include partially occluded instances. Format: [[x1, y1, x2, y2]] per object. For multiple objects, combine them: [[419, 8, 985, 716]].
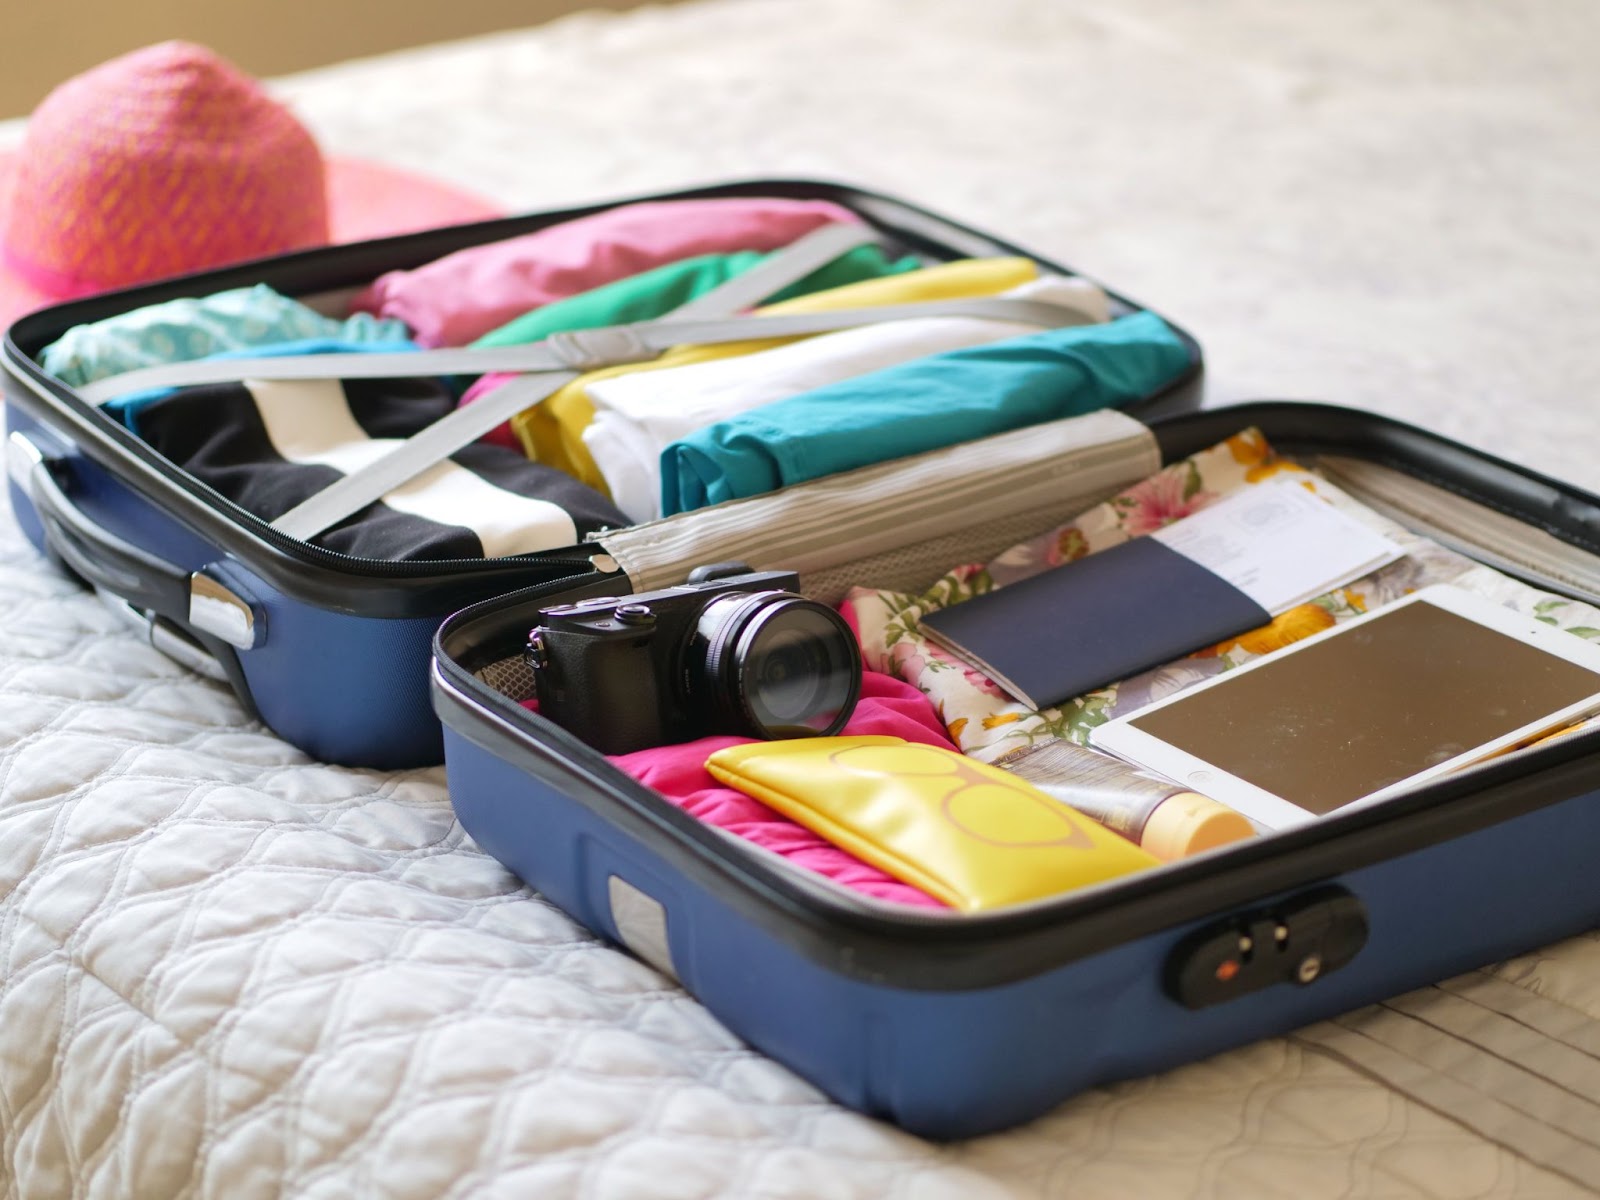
[[530, 615, 669, 756]]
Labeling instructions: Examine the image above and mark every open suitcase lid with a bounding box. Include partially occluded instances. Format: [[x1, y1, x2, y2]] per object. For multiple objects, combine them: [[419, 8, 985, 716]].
[[2, 179, 1204, 618]]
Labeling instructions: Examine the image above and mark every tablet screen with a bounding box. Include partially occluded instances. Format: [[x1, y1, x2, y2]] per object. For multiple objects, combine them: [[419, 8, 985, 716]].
[[1124, 598, 1600, 814]]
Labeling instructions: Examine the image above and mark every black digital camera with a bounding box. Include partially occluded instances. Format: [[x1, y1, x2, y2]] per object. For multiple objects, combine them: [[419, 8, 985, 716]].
[[526, 565, 862, 755]]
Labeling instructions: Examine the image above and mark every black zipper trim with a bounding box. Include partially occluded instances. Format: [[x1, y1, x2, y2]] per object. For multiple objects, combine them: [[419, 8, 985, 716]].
[[4, 355, 612, 615], [1151, 403, 1600, 558], [4, 353, 593, 579]]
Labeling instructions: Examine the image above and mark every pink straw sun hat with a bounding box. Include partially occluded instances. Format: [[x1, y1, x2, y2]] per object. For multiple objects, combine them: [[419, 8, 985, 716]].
[[0, 41, 501, 326]]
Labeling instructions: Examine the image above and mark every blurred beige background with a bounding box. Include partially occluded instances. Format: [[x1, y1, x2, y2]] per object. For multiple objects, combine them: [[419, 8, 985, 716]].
[[1, 0, 656, 119]]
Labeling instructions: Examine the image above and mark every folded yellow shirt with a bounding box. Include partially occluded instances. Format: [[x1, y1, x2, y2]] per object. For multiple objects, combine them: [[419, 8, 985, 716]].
[[510, 256, 1040, 491], [705, 735, 1157, 913]]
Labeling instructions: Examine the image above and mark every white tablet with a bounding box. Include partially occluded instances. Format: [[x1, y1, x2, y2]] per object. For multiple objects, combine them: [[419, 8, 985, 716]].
[[1088, 585, 1600, 829]]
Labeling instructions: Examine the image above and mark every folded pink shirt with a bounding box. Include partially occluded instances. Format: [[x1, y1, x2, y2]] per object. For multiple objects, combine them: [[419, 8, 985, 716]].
[[353, 197, 860, 347], [609, 671, 954, 909]]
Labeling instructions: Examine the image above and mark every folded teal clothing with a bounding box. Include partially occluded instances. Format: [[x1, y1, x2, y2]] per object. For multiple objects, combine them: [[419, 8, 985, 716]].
[[471, 244, 920, 349], [110, 337, 419, 430], [41, 283, 413, 388], [659, 310, 1193, 515]]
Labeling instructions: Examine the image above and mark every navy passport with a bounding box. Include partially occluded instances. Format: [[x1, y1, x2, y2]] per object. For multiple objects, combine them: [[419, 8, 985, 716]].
[[919, 537, 1272, 710]]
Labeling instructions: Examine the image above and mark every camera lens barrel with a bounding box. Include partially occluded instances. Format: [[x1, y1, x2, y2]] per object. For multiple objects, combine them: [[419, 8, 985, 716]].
[[692, 591, 861, 740]]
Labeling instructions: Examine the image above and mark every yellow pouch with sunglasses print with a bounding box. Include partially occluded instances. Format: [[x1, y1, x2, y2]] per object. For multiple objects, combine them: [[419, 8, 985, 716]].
[[705, 736, 1158, 912]]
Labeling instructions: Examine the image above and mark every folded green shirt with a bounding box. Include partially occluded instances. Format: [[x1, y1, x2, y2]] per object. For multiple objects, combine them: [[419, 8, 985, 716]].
[[469, 244, 920, 348]]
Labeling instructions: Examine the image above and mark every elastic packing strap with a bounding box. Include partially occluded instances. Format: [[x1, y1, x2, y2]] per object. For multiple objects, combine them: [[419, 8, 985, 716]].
[[267, 221, 896, 541], [75, 232, 1094, 542], [274, 295, 1086, 541], [78, 221, 875, 542], [76, 220, 880, 406], [75, 301, 1084, 401]]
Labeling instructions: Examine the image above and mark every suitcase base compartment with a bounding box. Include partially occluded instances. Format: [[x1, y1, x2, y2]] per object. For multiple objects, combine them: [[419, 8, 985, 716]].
[[432, 402, 1600, 1136], [438, 689, 1600, 1138]]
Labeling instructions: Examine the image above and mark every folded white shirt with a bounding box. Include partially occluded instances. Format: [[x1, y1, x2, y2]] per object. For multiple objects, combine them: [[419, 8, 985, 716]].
[[581, 274, 1111, 524]]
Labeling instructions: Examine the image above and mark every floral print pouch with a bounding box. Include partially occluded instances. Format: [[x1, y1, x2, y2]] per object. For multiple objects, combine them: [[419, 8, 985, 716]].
[[844, 428, 1600, 762]]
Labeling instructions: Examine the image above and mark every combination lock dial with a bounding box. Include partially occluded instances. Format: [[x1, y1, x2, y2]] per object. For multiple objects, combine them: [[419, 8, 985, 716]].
[[1165, 885, 1369, 1009]]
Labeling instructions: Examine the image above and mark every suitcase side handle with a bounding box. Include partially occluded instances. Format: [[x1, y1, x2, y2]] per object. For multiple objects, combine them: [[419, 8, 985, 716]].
[[9, 428, 194, 624], [7, 430, 263, 697]]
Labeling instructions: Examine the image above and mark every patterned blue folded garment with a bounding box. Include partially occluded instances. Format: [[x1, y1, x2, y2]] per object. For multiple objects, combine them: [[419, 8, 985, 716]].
[[658, 310, 1193, 516], [40, 283, 412, 388]]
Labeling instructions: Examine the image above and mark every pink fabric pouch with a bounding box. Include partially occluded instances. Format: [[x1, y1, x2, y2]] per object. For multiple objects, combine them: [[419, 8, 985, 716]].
[[608, 671, 954, 909], [353, 197, 860, 347]]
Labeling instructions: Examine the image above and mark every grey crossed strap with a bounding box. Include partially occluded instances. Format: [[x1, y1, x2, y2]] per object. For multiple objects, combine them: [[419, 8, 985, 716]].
[[76, 217, 1095, 542], [229, 222, 886, 540], [76, 219, 884, 405], [257, 295, 1082, 540], [1292, 966, 1600, 1193], [74, 300, 1085, 401]]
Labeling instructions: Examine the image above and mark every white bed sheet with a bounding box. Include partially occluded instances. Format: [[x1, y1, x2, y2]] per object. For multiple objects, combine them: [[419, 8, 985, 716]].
[[4, 1, 1600, 1196]]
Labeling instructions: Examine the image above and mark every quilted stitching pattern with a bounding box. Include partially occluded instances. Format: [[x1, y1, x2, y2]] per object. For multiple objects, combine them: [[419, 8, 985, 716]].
[[0, 494, 1009, 1197]]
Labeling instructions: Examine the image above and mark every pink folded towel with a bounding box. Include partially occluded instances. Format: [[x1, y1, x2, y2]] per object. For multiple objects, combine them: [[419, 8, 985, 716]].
[[609, 671, 953, 909], [353, 197, 861, 347]]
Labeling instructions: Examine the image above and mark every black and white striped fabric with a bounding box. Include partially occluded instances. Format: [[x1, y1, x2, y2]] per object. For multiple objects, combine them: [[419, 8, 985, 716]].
[[134, 375, 629, 561]]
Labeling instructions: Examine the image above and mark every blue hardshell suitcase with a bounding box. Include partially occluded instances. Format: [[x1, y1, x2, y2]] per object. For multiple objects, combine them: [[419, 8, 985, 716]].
[[1, 180, 1200, 769], [11, 181, 1599, 1138], [430, 400, 1600, 1138]]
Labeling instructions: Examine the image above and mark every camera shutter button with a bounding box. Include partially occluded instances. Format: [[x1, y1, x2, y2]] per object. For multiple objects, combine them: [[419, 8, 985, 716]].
[[615, 604, 656, 626]]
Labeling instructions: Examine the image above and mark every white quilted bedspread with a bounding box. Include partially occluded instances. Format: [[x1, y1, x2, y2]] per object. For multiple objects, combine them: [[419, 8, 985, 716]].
[[5, 1, 1600, 1196]]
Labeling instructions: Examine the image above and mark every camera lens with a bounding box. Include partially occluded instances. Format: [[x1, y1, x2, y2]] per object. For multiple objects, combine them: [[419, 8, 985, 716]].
[[693, 592, 861, 739]]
